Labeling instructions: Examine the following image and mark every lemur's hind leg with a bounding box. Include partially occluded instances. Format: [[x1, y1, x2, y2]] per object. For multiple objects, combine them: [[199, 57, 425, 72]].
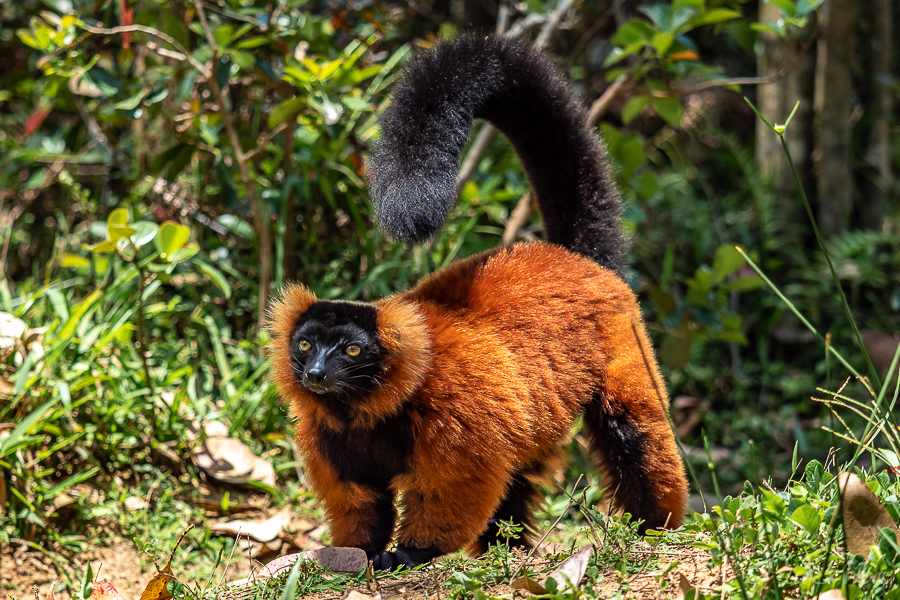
[[583, 314, 688, 532], [469, 450, 563, 555]]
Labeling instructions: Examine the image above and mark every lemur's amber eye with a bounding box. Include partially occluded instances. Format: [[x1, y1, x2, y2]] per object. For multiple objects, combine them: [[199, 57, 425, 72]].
[[346, 345, 361, 357], [298, 340, 311, 351]]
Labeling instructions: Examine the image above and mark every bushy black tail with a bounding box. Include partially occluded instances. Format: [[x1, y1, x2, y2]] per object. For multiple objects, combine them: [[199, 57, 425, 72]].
[[367, 35, 625, 274]]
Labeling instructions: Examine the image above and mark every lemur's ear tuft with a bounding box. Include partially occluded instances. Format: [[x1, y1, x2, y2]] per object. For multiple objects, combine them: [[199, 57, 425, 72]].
[[266, 283, 318, 344]]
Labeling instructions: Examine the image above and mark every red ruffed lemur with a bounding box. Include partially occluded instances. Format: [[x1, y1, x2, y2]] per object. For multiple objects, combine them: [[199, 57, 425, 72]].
[[269, 35, 689, 570]]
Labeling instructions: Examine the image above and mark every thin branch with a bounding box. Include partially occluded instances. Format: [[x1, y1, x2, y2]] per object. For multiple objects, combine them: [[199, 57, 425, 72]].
[[501, 191, 536, 246], [192, 0, 272, 331], [244, 122, 289, 161], [455, 125, 496, 191], [534, 0, 579, 51], [587, 73, 631, 124], [78, 23, 209, 76]]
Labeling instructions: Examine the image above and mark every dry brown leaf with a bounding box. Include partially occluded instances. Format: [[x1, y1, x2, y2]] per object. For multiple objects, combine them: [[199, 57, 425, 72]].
[[50, 493, 76, 512], [139, 525, 193, 600], [124, 497, 150, 511], [811, 590, 846, 600], [209, 505, 292, 543], [192, 437, 277, 488], [544, 545, 591, 591], [45, 576, 60, 600], [0, 376, 13, 397], [203, 421, 229, 438], [88, 582, 125, 600], [308, 524, 329, 540], [838, 472, 900, 556], [510, 576, 548, 595], [675, 573, 696, 600], [0, 312, 27, 356]]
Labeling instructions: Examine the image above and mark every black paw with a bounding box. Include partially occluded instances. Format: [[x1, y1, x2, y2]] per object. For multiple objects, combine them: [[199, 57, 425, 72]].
[[369, 550, 400, 571], [368, 546, 442, 571]]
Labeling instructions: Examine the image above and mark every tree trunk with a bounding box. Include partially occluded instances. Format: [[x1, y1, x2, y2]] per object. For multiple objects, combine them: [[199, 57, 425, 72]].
[[813, 0, 859, 238], [858, 0, 893, 231]]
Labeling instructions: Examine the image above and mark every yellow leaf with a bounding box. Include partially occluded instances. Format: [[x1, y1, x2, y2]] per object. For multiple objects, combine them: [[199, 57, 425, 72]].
[[139, 524, 194, 600]]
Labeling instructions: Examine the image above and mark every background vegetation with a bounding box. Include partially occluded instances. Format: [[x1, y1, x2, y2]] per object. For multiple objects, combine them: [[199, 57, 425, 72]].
[[0, 0, 898, 595]]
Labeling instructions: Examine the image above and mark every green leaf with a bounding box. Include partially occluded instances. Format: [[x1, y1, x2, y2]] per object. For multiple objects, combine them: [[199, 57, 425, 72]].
[[712, 244, 744, 282], [155, 221, 191, 259], [168, 243, 200, 264], [617, 137, 646, 176], [130, 221, 159, 248], [87, 239, 116, 254], [17, 30, 41, 50], [767, 0, 797, 17], [199, 121, 220, 146], [45, 288, 69, 321], [880, 449, 900, 468], [58, 380, 71, 413], [107, 223, 136, 242], [280, 557, 304, 600], [79, 562, 94, 600], [159, 12, 190, 48], [213, 24, 233, 48], [268, 96, 305, 129], [195, 260, 232, 299], [612, 19, 655, 47], [83, 66, 121, 97], [107, 207, 130, 228], [341, 96, 372, 112], [0, 398, 59, 459], [652, 97, 683, 128], [236, 36, 271, 49], [790, 504, 821, 534], [690, 8, 741, 27], [58, 290, 102, 341], [621, 96, 649, 124], [761, 489, 786, 516], [230, 50, 255, 70], [651, 32, 674, 55], [60, 253, 91, 269], [723, 276, 764, 292], [111, 89, 147, 110], [45, 467, 99, 501]]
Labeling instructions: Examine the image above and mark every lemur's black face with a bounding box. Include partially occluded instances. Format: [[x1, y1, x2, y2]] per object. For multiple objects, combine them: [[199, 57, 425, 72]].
[[290, 301, 384, 403]]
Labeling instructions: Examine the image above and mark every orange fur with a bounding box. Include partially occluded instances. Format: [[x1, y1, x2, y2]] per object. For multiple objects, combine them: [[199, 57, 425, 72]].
[[269, 243, 688, 558]]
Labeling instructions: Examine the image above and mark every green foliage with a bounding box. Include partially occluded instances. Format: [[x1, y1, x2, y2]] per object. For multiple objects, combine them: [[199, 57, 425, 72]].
[[679, 466, 900, 599]]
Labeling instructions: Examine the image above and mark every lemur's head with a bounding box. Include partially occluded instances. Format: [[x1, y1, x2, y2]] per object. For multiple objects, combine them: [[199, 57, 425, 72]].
[[268, 284, 432, 427], [289, 301, 383, 399]]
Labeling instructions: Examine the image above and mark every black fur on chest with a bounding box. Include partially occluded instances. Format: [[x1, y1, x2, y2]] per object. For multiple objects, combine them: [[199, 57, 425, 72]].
[[317, 412, 415, 488]]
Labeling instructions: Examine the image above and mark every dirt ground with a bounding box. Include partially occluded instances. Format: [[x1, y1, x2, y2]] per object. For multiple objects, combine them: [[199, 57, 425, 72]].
[[1, 537, 260, 600], [2, 538, 154, 600], [3, 539, 722, 600]]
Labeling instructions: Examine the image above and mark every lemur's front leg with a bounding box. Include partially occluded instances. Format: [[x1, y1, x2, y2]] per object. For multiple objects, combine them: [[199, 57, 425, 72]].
[[304, 451, 396, 560]]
